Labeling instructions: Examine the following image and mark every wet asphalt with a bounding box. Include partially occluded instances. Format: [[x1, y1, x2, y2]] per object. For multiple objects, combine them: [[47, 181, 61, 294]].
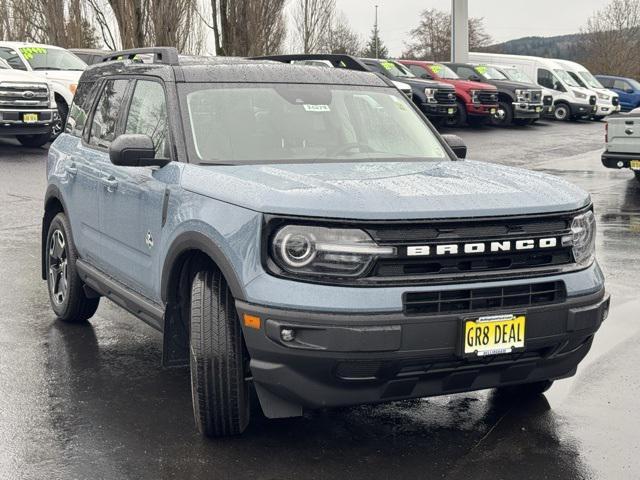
[[0, 119, 639, 480]]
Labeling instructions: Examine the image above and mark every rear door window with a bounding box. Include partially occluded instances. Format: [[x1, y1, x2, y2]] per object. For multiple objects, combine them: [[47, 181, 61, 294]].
[[88, 79, 129, 148]]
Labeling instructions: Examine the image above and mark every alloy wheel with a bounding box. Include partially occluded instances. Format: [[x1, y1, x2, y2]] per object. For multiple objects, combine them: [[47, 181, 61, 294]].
[[48, 229, 68, 305]]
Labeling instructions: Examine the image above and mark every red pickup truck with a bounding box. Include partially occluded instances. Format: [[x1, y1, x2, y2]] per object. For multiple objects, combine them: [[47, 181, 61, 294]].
[[399, 60, 499, 127]]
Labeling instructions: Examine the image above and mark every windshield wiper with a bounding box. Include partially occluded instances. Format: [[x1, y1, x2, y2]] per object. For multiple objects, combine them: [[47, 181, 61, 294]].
[[33, 67, 61, 70]]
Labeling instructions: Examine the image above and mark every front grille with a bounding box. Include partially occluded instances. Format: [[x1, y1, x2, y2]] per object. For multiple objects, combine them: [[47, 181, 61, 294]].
[[589, 95, 596, 106], [403, 281, 566, 316], [477, 90, 498, 104], [530, 90, 542, 103], [612, 96, 619, 106], [0, 82, 49, 109], [434, 88, 456, 105], [543, 95, 553, 106]]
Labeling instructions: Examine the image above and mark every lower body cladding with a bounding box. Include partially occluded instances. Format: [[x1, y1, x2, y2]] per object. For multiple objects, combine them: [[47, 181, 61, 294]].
[[237, 288, 609, 418], [420, 103, 457, 117], [513, 102, 544, 119]]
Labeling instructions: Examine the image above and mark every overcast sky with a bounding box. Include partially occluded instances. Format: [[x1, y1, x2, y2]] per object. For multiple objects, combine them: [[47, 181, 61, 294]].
[[334, 0, 606, 56]]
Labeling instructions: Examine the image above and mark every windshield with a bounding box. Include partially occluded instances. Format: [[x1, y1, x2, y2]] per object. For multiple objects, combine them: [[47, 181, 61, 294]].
[[181, 83, 448, 165], [380, 60, 414, 78], [554, 69, 580, 87], [429, 63, 458, 79], [19, 46, 86, 71], [501, 67, 533, 84], [0, 58, 8, 69], [474, 65, 507, 80], [578, 70, 603, 89]]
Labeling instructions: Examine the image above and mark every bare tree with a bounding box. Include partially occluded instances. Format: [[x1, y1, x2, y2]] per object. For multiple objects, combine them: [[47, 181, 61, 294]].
[[580, 0, 640, 77], [324, 12, 362, 55], [402, 8, 492, 61], [292, 0, 335, 53]]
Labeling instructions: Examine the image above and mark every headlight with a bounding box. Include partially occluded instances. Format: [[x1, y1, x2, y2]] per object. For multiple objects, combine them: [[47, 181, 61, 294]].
[[515, 89, 530, 103], [562, 210, 596, 265], [271, 225, 396, 278], [470, 90, 480, 103], [424, 88, 437, 103], [573, 90, 587, 99], [48, 84, 56, 108], [597, 91, 610, 101]]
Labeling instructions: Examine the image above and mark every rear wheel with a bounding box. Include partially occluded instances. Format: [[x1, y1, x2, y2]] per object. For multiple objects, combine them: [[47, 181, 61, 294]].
[[16, 133, 50, 148], [496, 380, 554, 398], [190, 269, 250, 437], [553, 103, 571, 121], [490, 101, 513, 127], [46, 213, 100, 322]]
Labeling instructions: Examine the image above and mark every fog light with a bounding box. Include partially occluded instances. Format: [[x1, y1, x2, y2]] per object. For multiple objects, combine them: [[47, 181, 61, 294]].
[[281, 328, 295, 342]]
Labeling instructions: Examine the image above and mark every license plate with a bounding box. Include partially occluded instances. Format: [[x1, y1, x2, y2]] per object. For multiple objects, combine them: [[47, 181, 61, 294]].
[[536, 106, 542, 112], [631, 160, 640, 171], [23, 113, 38, 123], [447, 107, 454, 115], [463, 314, 525, 357]]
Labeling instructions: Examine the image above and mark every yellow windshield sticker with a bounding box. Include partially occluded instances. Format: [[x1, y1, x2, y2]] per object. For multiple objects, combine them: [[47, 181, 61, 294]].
[[381, 61, 395, 71], [430, 64, 442, 73], [475, 65, 488, 75], [19, 47, 47, 60]]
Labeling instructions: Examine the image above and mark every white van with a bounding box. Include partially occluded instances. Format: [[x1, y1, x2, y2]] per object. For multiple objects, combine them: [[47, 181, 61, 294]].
[[469, 52, 598, 121], [0, 42, 86, 138], [554, 59, 620, 119]]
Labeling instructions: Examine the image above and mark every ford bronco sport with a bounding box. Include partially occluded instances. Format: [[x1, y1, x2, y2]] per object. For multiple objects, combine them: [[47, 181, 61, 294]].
[[43, 48, 609, 437]]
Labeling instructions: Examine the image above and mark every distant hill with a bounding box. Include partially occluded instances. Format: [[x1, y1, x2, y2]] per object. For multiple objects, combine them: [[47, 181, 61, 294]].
[[479, 33, 587, 61]]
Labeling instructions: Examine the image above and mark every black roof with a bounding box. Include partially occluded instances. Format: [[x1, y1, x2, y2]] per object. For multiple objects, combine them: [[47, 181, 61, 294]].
[[81, 48, 389, 87]]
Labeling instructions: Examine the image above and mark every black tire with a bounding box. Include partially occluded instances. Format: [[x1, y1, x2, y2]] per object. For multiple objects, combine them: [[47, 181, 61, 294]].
[[490, 100, 513, 127], [51, 99, 68, 140], [190, 269, 250, 437], [46, 213, 100, 322], [553, 103, 571, 121], [635, 171, 640, 183], [444, 100, 467, 127], [593, 115, 605, 121], [16, 133, 50, 148], [513, 118, 533, 127], [496, 380, 554, 398]]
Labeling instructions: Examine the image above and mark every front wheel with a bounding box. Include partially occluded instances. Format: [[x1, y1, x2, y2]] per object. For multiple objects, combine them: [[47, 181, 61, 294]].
[[16, 133, 50, 148], [46, 213, 100, 322], [51, 100, 68, 140], [490, 101, 513, 127], [553, 103, 571, 121], [190, 269, 250, 437]]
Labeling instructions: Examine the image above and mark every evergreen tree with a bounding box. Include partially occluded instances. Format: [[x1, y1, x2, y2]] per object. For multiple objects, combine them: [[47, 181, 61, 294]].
[[362, 27, 388, 58]]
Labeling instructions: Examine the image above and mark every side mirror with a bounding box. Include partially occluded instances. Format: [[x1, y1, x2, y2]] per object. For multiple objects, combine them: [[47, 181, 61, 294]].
[[109, 134, 169, 167], [420, 73, 433, 80], [469, 74, 481, 82], [626, 88, 634, 94], [441, 134, 467, 159]]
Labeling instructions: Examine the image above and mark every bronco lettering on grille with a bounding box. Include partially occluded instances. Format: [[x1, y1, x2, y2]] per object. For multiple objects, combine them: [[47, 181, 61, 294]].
[[406, 237, 559, 257]]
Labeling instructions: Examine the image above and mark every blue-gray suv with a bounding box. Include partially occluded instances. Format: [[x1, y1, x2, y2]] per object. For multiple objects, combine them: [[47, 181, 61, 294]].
[[42, 48, 610, 437]]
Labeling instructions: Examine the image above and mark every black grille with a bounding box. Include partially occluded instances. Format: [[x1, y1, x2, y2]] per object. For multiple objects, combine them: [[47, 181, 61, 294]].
[[589, 95, 596, 106], [530, 90, 542, 103], [403, 281, 566, 316], [0, 82, 49, 109], [478, 90, 498, 104], [612, 96, 619, 106], [543, 95, 553, 106], [435, 89, 456, 105]]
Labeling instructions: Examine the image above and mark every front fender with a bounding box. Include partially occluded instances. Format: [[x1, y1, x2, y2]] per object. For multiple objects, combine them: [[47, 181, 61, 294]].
[[49, 81, 74, 106]]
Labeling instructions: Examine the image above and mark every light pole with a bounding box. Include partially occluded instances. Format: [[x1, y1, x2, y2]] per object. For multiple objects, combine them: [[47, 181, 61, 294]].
[[374, 4, 379, 59], [451, 0, 469, 63]]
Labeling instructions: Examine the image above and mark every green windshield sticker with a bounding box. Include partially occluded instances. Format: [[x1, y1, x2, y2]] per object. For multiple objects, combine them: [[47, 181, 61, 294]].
[[381, 61, 395, 71], [303, 104, 331, 112], [430, 64, 442, 73], [475, 65, 488, 75], [19, 47, 47, 60]]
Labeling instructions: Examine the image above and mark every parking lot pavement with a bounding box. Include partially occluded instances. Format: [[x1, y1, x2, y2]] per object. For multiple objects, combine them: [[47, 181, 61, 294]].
[[0, 120, 638, 480]]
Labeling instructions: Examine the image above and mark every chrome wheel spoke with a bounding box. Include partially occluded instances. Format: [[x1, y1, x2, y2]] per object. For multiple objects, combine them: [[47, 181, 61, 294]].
[[48, 229, 68, 305]]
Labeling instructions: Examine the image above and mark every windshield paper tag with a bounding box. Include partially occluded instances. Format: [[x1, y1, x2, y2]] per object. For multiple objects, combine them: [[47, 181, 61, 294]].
[[430, 64, 442, 73], [475, 65, 488, 74], [303, 104, 331, 112], [19, 47, 47, 60]]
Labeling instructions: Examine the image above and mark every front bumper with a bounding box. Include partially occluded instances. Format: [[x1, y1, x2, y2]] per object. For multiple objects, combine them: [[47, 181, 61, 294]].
[[238, 288, 609, 418], [602, 150, 640, 170], [466, 103, 498, 116], [420, 102, 457, 117], [513, 102, 544, 119], [569, 101, 597, 117], [595, 104, 620, 116], [0, 108, 54, 136]]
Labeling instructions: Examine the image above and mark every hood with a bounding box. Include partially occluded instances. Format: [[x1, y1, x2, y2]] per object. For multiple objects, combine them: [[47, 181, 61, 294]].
[[181, 160, 590, 220], [0, 68, 47, 84], [487, 79, 541, 91], [401, 77, 454, 91], [441, 78, 497, 91], [35, 69, 83, 86]]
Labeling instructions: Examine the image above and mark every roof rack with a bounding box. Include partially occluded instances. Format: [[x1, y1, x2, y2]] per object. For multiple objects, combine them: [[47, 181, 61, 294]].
[[102, 47, 180, 66], [254, 54, 369, 72]]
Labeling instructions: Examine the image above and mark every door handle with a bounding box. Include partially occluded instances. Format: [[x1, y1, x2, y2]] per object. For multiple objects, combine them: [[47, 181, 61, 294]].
[[64, 163, 78, 177], [625, 128, 634, 135], [102, 176, 119, 192]]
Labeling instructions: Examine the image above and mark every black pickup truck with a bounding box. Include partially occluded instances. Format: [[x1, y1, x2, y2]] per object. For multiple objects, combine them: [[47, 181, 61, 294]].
[[259, 54, 458, 123]]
